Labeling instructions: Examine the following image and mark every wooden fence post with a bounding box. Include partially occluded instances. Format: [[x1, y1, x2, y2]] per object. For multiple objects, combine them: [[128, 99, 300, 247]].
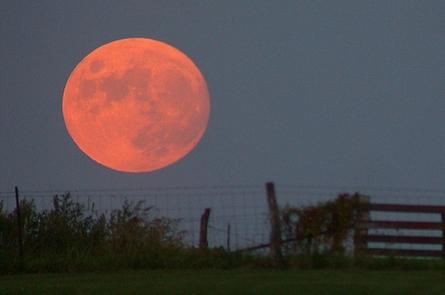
[[441, 213, 445, 256], [295, 221, 304, 254], [354, 195, 370, 256], [15, 186, 24, 272], [266, 182, 284, 267], [199, 208, 211, 249], [226, 223, 231, 252]]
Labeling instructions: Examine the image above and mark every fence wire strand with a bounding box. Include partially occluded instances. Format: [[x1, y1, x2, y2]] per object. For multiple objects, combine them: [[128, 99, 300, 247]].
[[1, 184, 445, 252]]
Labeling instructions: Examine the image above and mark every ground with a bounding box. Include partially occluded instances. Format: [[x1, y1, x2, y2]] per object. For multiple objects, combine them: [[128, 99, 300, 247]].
[[1, 270, 444, 294]]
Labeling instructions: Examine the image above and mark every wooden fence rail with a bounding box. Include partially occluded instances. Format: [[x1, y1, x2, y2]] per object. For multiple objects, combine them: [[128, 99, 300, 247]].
[[355, 199, 445, 257]]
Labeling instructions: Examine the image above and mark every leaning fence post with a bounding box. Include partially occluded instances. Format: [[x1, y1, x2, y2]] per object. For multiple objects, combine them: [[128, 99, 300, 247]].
[[266, 182, 284, 267], [199, 208, 211, 249], [15, 186, 24, 272], [354, 195, 370, 256]]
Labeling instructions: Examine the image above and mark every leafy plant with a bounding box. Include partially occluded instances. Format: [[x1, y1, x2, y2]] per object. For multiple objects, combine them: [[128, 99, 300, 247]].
[[281, 193, 364, 255], [0, 194, 186, 273]]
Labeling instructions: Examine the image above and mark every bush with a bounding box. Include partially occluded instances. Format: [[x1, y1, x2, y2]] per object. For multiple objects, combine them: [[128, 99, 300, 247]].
[[281, 193, 364, 255], [0, 194, 186, 273]]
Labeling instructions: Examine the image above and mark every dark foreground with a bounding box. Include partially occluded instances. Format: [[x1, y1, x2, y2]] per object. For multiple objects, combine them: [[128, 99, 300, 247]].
[[1, 270, 445, 295]]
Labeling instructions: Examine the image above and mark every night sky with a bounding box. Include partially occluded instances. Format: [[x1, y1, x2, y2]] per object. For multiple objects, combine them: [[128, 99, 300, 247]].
[[1, 1, 444, 191]]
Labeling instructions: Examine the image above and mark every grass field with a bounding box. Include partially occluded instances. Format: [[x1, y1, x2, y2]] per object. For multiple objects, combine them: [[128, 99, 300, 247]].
[[1, 270, 445, 295]]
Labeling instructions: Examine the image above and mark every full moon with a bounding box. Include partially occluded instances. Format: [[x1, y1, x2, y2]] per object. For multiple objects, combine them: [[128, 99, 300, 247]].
[[62, 38, 210, 173]]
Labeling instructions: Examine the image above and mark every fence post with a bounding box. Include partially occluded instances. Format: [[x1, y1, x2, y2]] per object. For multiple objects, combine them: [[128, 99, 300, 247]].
[[199, 208, 211, 249], [15, 186, 24, 272], [441, 213, 445, 258], [226, 223, 231, 252], [295, 221, 304, 254], [354, 195, 370, 256], [266, 182, 284, 267]]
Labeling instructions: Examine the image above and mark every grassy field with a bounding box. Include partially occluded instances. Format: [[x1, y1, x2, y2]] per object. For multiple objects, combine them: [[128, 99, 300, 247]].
[[1, 269, 445, 295]]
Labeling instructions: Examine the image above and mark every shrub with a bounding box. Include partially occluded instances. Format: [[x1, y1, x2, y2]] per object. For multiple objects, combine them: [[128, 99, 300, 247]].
[[0, 194, 186, 273], [281, 193, 364, 255]]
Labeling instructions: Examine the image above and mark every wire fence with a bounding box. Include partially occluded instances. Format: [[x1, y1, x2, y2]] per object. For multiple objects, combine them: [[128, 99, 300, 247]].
[[1, 183, 445, 252], [0, 185, 269, 250]]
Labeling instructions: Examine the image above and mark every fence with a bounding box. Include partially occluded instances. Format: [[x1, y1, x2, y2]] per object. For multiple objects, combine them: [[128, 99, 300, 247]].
[[355, 199, 445, 257], [0, 184, 271, 251], [1, 182, 445, 263]]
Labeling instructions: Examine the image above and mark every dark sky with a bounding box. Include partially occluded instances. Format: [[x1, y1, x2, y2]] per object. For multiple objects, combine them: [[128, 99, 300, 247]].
[[1, 1, 444, 191]]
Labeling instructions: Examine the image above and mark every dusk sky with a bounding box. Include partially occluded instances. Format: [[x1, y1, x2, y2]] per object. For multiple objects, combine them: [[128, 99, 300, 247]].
[[1, 1, 444, 192]]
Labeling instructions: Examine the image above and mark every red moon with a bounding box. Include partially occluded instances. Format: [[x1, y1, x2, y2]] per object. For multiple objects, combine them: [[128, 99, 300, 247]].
[[62, 38, 210, 173]]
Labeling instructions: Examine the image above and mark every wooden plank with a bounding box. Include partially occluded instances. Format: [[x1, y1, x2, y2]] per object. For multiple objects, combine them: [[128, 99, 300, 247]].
[[368, 248, 443, 257], [368, 203, 445, 213], [365, 235, 445, 244], [357, 221, 445, 230], [235, 238, 296, 253], [238, 242, 270, 252]]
